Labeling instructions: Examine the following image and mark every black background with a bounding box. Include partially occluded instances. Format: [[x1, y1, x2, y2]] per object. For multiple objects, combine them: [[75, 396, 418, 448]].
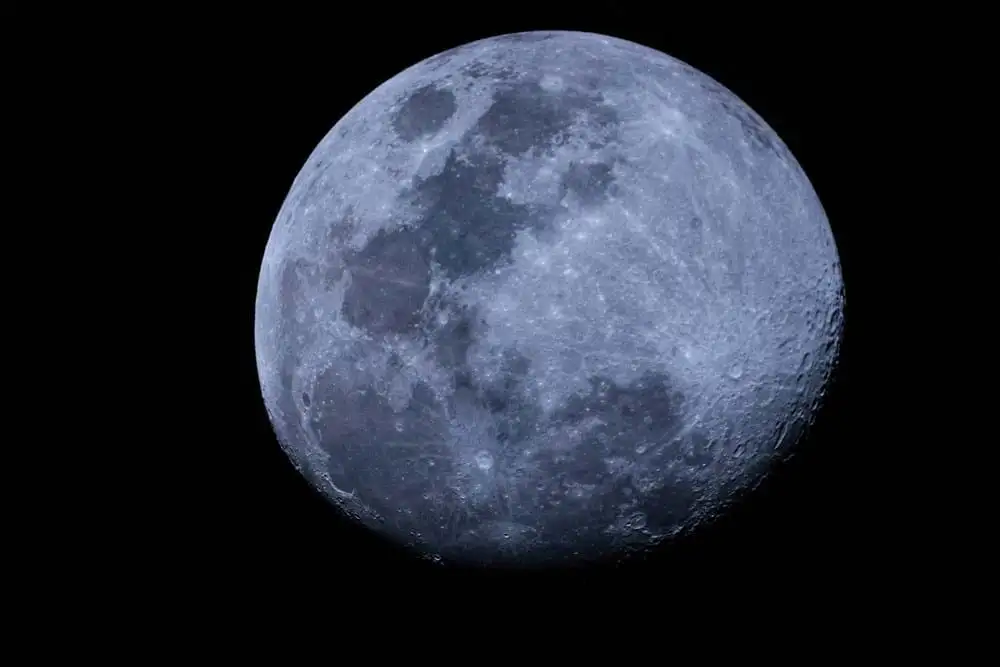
[[159, 13, 880, 605]]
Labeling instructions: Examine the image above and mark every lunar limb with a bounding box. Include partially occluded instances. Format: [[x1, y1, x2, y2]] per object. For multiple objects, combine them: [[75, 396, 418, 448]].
[[255, 31, 844, 566]]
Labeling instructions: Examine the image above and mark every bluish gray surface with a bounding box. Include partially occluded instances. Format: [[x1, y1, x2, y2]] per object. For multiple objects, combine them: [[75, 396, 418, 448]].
[[254, 31, 844, 566]]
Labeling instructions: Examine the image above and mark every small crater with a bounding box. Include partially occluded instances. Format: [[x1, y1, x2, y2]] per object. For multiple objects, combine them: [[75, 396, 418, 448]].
[[624, 512, 647, 531], [474, 450, 494, 470], [392, 85, 457, 141], [301, 391, 311, 407], [560, 349, 583, 373], [539, 74, 565, 93]]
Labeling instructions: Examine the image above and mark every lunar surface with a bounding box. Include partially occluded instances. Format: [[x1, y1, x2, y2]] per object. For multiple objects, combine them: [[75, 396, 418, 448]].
[[254, 31, 844, 567]]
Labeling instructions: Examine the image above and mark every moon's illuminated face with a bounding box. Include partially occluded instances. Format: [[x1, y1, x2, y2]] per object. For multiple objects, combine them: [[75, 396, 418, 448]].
[[254, 31, 844, 566]]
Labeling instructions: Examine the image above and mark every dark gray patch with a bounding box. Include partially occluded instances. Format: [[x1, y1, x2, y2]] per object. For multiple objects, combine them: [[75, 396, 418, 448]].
[[428, 302, 481, 371], [501, 32, 557, 44], [475, 83, 570, 155], [278, 258, 305, 330], [306, 361, 701, 565], [588, 101, 620, 130], [725, 240, 748, 292], [321, 214, 355, 289], [327, 210, 355, 246], [322, 262, 345, 290], [552, 372, 687, 450], [696, 76, 783, 155], [278, 255, 330, 355], [392, 85, 457, 141], [422, 47, 461, 70], [637, 475, 699, 531], [403, 148, 552, 279], [477, 349, 539, 445], [271, 353, 304, 454], [696, 75, 730, 99], [298, 172, 323, 205], [474, 81, 619, 156], [493, 371, 694, 558], [348, 77, 622, 306], [442, 522, 540, 564], [481, 348, 531, 413], [341, 227, 430, 334], [560, 160, 616, 205], [445, 343, 539, 449], [340, 138, 561, 333], [461, 61, 517, 81], [310, 372, 456, 539], [716, 97, 780, 156], [681, 430, 715, 468]]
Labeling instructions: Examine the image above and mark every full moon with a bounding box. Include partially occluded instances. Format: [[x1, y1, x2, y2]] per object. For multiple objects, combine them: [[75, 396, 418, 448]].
[[254, 31, 844, 567]]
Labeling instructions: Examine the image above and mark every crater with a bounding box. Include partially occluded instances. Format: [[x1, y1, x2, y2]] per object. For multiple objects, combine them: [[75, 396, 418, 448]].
[[392, 85, 457, 141]]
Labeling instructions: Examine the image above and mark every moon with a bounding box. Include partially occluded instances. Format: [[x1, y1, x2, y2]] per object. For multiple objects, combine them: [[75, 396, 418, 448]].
[[254, 31, 844, 567]]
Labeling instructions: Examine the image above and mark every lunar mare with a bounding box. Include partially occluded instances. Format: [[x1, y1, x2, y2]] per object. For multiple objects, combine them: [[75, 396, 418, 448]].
[[255, 31, 844, 566]]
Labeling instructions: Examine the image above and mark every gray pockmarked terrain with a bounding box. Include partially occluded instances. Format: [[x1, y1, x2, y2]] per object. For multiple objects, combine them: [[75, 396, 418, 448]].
[[255, 31, 844, 566]]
